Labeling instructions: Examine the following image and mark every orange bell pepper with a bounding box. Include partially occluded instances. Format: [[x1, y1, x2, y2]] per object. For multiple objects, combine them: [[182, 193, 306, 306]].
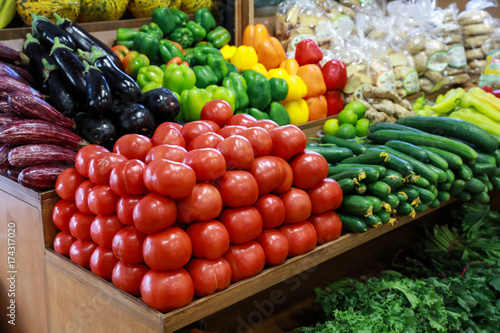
[[280, 59, 299, 75], [306, 95, 328, 121], [242, 24, 269, 49], [297, 64, 326, 98], [111, 44, 130, 62], [256, 36, 286, 70]]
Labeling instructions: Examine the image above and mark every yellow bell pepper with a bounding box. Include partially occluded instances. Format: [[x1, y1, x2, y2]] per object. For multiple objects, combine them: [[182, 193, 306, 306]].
[[251, 63, 268, 77], [266, 68, 288, 80], [281, 99, 309, 125], [283, 75, 307, 102], [230, 45, 258, 72], [220, 44, 236, 61]]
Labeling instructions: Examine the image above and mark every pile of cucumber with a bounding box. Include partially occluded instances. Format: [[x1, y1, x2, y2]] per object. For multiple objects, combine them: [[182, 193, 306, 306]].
[[308, 116, 500, 234]]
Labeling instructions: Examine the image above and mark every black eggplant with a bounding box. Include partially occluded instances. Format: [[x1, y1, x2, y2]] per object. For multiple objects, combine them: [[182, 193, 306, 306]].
[[42, 58, 80, 118], [31, 14, 75, 49], [111, 100, 156, 137], [88, 47, 141, 101], [74, 113, 118, 150], [54, 14, 124, 71], [50, 37, 86, 95], [83, 61, 112, 115], [22, 33, 53, 93], [140, 88, 180, 123]]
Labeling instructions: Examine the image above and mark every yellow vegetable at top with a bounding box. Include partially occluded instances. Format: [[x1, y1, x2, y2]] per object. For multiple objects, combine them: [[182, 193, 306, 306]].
[[220, 44, 236, 61], [283, 75, 307, 102], [251, 63, 268, 77], [230, 45, 258, 72], [281, 99, 309, 125], [266, 68, 288, 80]]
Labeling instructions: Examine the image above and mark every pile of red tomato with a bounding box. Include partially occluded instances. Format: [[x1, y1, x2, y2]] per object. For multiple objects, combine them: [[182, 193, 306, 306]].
[[51, 100, 343, 312]]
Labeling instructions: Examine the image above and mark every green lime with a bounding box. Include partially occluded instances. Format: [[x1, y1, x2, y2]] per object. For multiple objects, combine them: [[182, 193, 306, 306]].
[[355, 118, 371, 137], [336, 123, 357, 139], [337, 109, 358, 126], [344, 101, 367, 119], [323, 118, 339, 136]]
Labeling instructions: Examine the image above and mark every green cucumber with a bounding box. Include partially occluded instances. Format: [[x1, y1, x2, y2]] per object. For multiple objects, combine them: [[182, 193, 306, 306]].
[[470, 163, 496, 175], [320, 135, 366, 155], [337, 178, 355, 194], [380, 169, 405, 190], [355, 182, 367, 195], [306, 141, 320, 147], [449, 179, 466, 196], [464, 177, 486, 194], [367, 129, 478, 160], [365, 196, 383, 213], [445, 169, 455, 183], [437, 191, 451, 203], [407, 174, 430, 188], [399, 186, 419, 203], [395, 191, 409, 203], [304, 146, 354, 163], [368, 122, 426, 134], [476, 151, 497, 165], [375, 210, 392, 225], [429, 198, 440, 208], [472, 191, 490, 204], [456, 190, 472, 202], [457, 164, 473, 181], [336, 212, 368, 233], [427, 164, 448, 183], [332, 164, 387, 177], [475, 174, 489, 184], [329, 167, 379, 183], [492, 167, 500, 177], [362, 214, 382, 228], [366, 181, 392, 199], [383, 193, 400, 211], [422, 148, 449, 170], [421, 146, 463, 169], [340, 150, 390, 165], [385, 140, 430, 163], [428, 184, 438, 196], [486, 180, 493, 192], [491, 176, 500, 191], [339, 195, 374, 217], [493, 149, 500, 164], [437, 182, 452, 191], [396, 202, 416, 217], [396, 116, 498, 153], [414, 203, 429, 213], [406, 184, 436, 204]]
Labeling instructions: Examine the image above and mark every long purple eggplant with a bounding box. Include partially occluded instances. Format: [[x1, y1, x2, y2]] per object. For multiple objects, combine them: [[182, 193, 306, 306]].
[[0, 62, 30, 85], [0, 76, 42, 100], [18, 165, 69, 190], [0, 144, 10, 167], [0, 115, 20, 127], [8, 144, 77, 167], [0, 61, 33, 85], [0, 42, 21, 64]]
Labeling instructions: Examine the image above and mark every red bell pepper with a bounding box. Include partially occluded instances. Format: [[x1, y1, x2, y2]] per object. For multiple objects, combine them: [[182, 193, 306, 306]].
[[322, 59, 347, 91], [325, 90, 344, 116], [295, 39, 323, 66]]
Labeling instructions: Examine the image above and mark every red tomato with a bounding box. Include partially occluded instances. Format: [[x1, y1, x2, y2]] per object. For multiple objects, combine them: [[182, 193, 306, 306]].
[[216, 135, 254, 170], [144, 144, 187, 164], [182, 148, 226, 182], [213, 170, 259, 207], [250, 156, 283, 196], [52, 199, 79, 232], [112, 260, 150, 295], [156, 121, 183, 132], [273, 157, 293, 194], [306, 178, 343, 214], [257, 229, 289, 266], [69, 211, 95, 240], [309, 211, 342, 244], [253, 194, 286, 228], [223, 241, 266, 282], [143, 227, 192, 271], [280, 188, 312, 223], [176, 183, 223, 223], [75, 145, 110, 178], [249, 119, 279, 132], [269, 125, 307, 160], [140, 269, 194, 312], [185, 257, 232, 297], [55, 168, 86, 201], [239, 127, 273, 156], [74, 180, 97, 214], [90, 246, 119, 280], [181, 121, 214, 146], [116, 195, 143, 226], [87, 152, 128, 185], [133, 193, 177, 234], [90, 214, 125, 248], [53, 230, 76, 257], [187, 132, 224, 150], [217, 125, 246, 138], [112, 226, 147, 263], [109, 159, 147, 196], [151, 125, 186, 148], [87, 184, 119, 216], [279, 221, 317, 257], [69, 239, 98, 268], [143, 159, 196, 199], [219, 206, 263, 244], [113, 134, 153, 161], [202, 120, 221, 133], [200, 100, 234, 127], [289, 150, 329, 189], [226, 113, 257, 127], [186, 220, 230, 259]]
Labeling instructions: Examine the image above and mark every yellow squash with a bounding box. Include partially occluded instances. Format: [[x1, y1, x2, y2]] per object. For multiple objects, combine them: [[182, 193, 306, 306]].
[[16, 0, 80, 25], [77, 0, 128, 22], [128, 0, 182, 18]]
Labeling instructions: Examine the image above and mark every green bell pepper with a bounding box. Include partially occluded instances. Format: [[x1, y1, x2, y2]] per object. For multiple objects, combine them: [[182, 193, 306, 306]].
[[164, 63, 196, 95], [193, 44, 223, 66], [123, 51, 150, 79], [186, 21, 206, 44], [137, 65, 164, 93], [269, 77, 288, 102], [247, 107, 270, 120], [226, 62, 239, 75], [184, 50, 198, 67], [116, 28, 139, 49], [242, 69, 265, 85], [194, 8, 216, 32], [245, 71, 271, 110], [159, 39, 185, 64], [222, 73, 249, 111], [171, 8, 189, 28], [169, 28, 194, 49], [206, 85, 236, 111], [152, 7, 176, 36], [268, 101, 290, 126], [207, 54, 227, 82], [193, 65, 218, 88], [132, 33, 160, 64], [180, 87, 212, 122], [206, 26, 231, 49], [139, 22, 163, 40]]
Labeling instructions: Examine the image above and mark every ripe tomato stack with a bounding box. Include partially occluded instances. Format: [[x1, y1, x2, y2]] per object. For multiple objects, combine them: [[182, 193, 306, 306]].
[[51, 104, 344, 313]]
